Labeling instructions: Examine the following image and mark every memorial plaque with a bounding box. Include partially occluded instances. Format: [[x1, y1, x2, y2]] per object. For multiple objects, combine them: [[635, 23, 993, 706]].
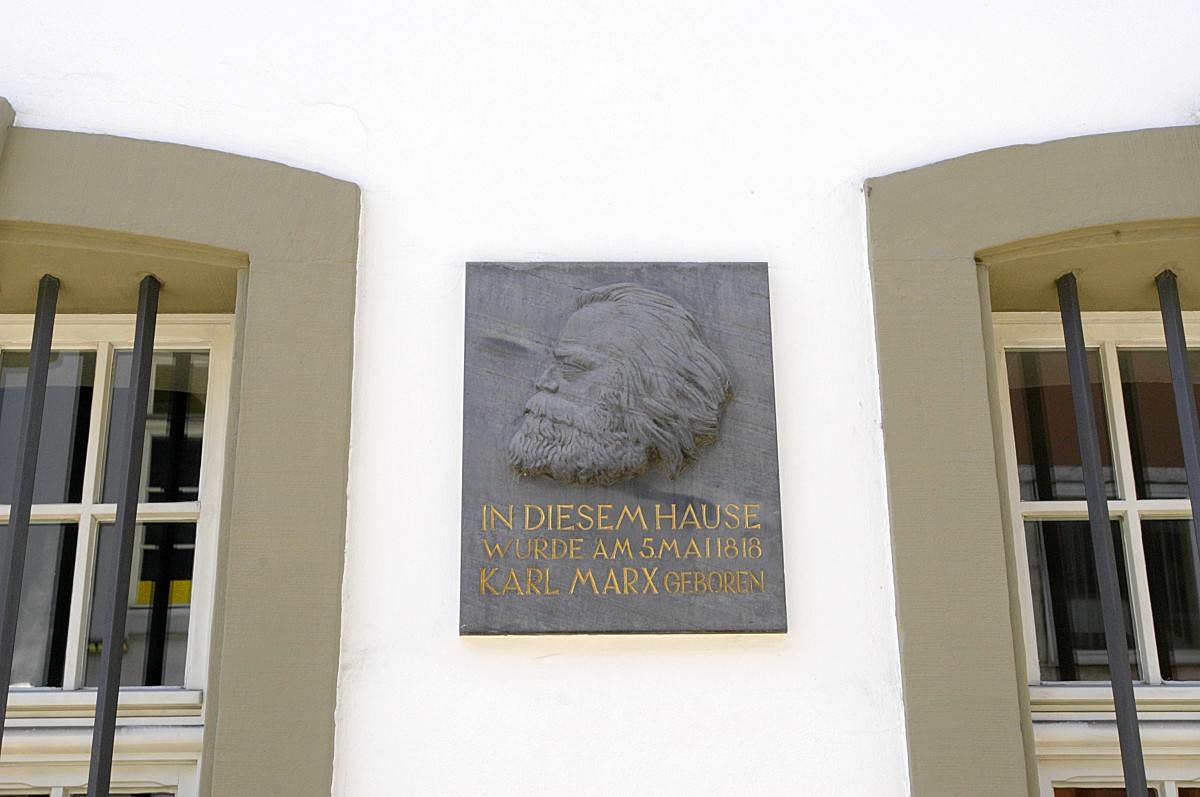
[[460, 262, 786, 634]]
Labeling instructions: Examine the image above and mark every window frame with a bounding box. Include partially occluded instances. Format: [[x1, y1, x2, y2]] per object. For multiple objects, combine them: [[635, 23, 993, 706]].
[[995, 312, 1200, 707], [866, 126, 1200, 795], [0, 96, 359, 796], [0, 314, 232, 704]]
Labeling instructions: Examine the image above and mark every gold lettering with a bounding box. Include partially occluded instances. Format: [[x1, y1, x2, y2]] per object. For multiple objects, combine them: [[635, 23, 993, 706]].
[[545, 567, 561, 594], [526, 567, 544, 595], [612, 538, 632, 558], [593, 538, 610, 559], [723, 571, 735, 593], [525, 504, 546, 531], [641, 567, 659, 594], [556, 504, 574, 531], [639, 537, 655, 559], [684, 539, 702, 558], [489, 504, 514, 531], [622, 567, 640, 594], [569, 568, 599, 594], [723, 504, 742, 529], [501, 569, 524, 595], [659, 538, 680, 558], [701, 503, 721, 529], [481, 539, 512, 558], [602, 568, 621, 594], [655, 503, 677, 530], [514, 539, 531, 559], [745, 504, 761, 529], [750, 570, 765, 592], [736, 570, 749, 593], [663, 571, 679, 593], [479, 567, 500, 595], [533, 538, 549, 559], [569, 538, 583, 559], [617, 504, 648, 531], [679, 503, 700, 529], [597, 504, 614, 530], [576, 504, 595, 531]]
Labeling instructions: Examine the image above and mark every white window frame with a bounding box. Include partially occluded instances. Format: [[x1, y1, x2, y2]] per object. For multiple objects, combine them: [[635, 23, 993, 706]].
[[996, 311, 1200, 795], [0, 314, 231, 797]]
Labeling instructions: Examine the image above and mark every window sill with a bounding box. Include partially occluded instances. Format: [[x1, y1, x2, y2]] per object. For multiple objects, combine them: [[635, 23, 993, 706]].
[[1032, 684, 1200, 714], [3, 688, 202, 720]]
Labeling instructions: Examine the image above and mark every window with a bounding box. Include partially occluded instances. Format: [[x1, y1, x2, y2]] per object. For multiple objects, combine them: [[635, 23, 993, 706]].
[[0, 316, 230, 796], [996, 313, 1200, 691], [0, 98, 358, 796], [1, 317, 230, 694]]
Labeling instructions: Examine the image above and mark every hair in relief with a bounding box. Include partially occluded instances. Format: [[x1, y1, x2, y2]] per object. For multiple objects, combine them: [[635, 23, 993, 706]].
[[509, 282, 732, 485]]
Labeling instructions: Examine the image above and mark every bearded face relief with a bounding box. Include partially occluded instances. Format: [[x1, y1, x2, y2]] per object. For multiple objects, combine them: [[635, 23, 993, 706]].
[[508, 283, 733, 485]]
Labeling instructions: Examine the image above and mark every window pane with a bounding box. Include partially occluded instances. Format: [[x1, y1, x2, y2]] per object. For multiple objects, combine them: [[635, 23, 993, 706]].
[[1179, 789, 1200, 797], [1119, 349, 1200, 499], [85, 522, 196, 687], [1143, 518, 1200, 681], [4, 523, 77, 688], [0, 351, 95, 503], [1026, 519, 1139, 681], [1007, 350, 1117, 501], [102, 351, 209, 503]]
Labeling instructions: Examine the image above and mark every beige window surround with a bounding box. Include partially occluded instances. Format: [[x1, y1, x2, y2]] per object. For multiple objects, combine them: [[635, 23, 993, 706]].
[[0, 97, 360, 797], [866, 126, 1200, 797]]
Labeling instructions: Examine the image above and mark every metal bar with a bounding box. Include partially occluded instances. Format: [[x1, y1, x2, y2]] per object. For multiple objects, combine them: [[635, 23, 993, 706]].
[[0, 274, 60, 754], [87, 275, 160, 797], [1155, 269, 1200, 684], [1056, 272, 1147, 794]]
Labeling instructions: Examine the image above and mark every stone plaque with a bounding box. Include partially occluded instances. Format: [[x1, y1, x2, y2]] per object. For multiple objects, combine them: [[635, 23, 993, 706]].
[[460, 262, 786, 633]]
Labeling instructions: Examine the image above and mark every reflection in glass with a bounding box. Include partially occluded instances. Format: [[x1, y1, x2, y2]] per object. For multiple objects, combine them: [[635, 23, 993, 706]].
[[1026, 519, 1139, 681], [5, 523, 77, 687], [85, 523, 196, 687], [1119, 349, 1200, 499], [1143, 519, 1200, 681], [102, 352, 209, 504], [1007, 350, 1117, 501], [0, 351, 95, 503]]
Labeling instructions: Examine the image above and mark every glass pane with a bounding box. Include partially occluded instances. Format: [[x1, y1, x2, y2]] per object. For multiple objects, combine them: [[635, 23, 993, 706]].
[[0, 351, 95, 503], [1007, 350, 1117, 501], [1143, 518, 1200, 681], [102, 351, 209, 503], [1119, 349, 1200, 499], [4, 523, 77, 687], [1026, 519, 1139, 681], [85, 522, 196, 687], [1179, 789, 1200, 797]]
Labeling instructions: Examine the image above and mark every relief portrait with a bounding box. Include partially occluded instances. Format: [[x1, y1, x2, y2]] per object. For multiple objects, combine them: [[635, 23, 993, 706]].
[[508, 282, 732, 486]]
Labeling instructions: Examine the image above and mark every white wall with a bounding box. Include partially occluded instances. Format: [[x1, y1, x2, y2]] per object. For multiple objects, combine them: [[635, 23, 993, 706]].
[[3, 2, 1200, 794]]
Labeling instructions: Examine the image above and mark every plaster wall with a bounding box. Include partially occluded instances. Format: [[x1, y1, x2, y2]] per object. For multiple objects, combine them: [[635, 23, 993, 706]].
[[2, 2, 1200, 794]]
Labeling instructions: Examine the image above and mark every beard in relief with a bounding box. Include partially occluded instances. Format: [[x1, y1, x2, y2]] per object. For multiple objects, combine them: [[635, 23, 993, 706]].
[[508, 282, 732, 486]]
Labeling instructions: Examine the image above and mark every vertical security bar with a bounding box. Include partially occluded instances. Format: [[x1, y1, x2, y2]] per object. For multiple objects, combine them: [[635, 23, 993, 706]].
[[87, 275, 160, 797], [0, 274, 60, 754], [1056, 273, 1147, 794], [1155, 270, 1200, 551]]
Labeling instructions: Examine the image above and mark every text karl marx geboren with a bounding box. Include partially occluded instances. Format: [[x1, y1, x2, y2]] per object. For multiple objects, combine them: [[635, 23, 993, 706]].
[[478, 502, 767, 598]]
